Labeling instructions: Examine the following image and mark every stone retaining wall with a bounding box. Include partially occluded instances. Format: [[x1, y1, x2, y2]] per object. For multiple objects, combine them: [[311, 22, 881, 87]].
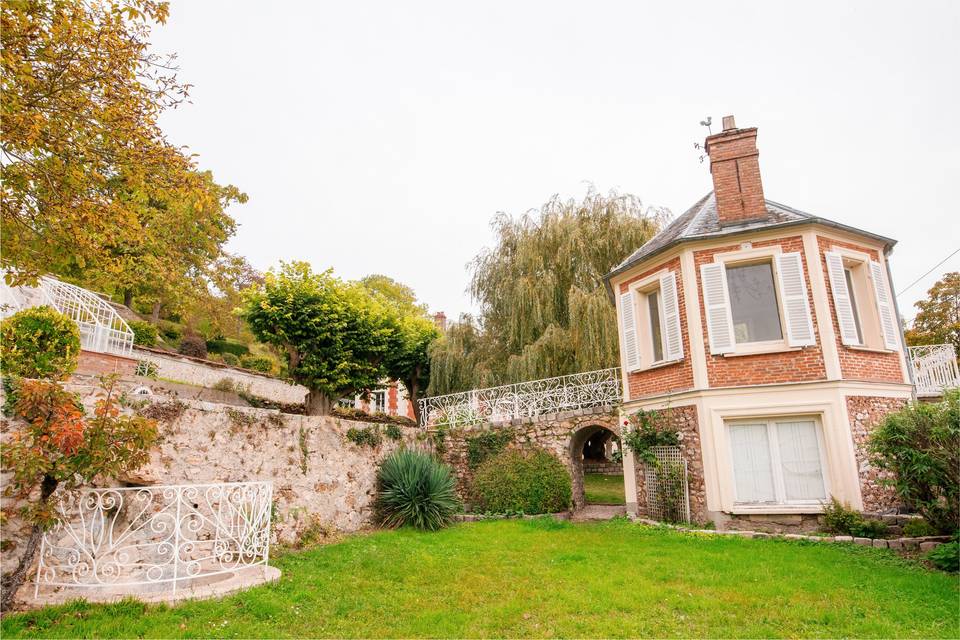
[[583, 461, 622, 475]]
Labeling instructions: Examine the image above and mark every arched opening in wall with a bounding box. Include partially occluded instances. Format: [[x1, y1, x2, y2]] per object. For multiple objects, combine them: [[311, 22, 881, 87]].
[[569, 425, 623, 510]]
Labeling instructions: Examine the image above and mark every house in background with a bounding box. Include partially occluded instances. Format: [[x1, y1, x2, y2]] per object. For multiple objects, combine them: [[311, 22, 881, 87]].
[[605, 116, 918, 529]]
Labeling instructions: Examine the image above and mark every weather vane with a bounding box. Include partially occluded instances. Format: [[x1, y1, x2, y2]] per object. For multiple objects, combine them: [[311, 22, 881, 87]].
[[699, 116, 713, 135], [693, 116, 712, 164]]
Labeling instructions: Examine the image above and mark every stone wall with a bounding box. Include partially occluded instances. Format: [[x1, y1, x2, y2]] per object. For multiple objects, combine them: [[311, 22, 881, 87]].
[[1, 388, 421, 584], [132, 347, 308, 405], [846, 395, 907, 512]]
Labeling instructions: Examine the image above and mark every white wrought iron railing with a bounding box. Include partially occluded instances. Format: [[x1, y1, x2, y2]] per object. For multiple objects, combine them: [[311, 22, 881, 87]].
[[0, 275, 134, 357], [34, 481, 273, 598], [418, 367, 622, 427], [908, 344, 960, 397]]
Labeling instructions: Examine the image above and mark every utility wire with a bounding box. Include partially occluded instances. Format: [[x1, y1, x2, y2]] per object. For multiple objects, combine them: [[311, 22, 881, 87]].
[[895, 247, 960, 297]]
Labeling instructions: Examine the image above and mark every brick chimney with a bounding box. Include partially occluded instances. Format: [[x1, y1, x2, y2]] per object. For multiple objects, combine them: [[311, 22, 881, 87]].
[[705, 115, 766, 226], [432, 311, 447, 333]]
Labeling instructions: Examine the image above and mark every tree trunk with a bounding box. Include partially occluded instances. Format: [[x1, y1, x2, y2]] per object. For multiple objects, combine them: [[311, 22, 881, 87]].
[[306, 391, 333, 416], [123, 290, 133, 308], [150, 301, 161, 324], [1, 475, 57, 611], [407, 377, 422, 425]]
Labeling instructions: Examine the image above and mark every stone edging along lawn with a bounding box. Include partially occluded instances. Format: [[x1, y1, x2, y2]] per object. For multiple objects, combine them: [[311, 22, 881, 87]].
[[631, 517, 952, 551]]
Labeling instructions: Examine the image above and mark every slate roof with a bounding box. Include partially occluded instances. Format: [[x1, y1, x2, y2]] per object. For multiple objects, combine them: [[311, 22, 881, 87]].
[[604, 191, 896, 288]]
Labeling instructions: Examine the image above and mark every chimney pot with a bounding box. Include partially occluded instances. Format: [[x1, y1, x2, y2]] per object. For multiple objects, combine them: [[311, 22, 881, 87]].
[[722, 115, 737, 131]]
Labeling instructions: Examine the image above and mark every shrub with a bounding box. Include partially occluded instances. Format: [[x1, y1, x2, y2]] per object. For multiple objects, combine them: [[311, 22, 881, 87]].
[[821, 496, 866, 535], [127, 319, 158, 347], [869, 389, 959, 534], [384, 424, 403, 441], [178, 334, 208, 359], [241, 354, 274, 373], [0, 306, 80, 380], [851, 519, 888, 539], [212, 378, 236, 393], [221, 352, 240, 366], [623, 409, 680, 464], [927, 536, 959, 572], [374, 449, 460, 530], [206, 339, 249, 357], [158, 320, 182, 341], [471, 448, 571, 514], [466, 430, 513, 469], [346, 426, 382, 448], [903, 518, 937, 538]]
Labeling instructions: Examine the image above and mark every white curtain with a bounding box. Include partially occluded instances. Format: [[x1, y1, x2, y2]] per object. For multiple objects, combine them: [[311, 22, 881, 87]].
[[776, 420, 826, 501], [729, 423, 775, 503]]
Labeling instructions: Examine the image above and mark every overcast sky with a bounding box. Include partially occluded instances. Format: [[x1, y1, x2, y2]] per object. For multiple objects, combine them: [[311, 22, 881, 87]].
[[151, 0, 959, 322]]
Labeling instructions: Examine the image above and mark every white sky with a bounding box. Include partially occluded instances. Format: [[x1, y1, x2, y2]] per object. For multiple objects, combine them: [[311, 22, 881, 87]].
[[151, 0, 960, 323]]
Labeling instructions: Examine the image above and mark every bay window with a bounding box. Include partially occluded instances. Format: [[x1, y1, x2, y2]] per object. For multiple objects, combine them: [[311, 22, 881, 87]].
[[727, 417, 827, 505]]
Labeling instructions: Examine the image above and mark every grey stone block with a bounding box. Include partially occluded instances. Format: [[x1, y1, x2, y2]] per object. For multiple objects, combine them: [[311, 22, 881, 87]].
[[854, 537, 872, 546], [887, 539, 902, 550], [834, 535, 854, 543], [920, 541, 941, 552], [872, 539, 888, 548]]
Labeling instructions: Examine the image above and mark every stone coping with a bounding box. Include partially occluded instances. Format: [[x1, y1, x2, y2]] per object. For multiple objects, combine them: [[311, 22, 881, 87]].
[[631, 517, 950, 550], [30, 565, 281, 607], [454, 512, 571, 522]]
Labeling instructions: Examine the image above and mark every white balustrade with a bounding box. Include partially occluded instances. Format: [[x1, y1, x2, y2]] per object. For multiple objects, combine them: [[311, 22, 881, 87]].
[[418, 367, 622, 427], [34, 481, 273, 598], [908, 344, 960, 397]]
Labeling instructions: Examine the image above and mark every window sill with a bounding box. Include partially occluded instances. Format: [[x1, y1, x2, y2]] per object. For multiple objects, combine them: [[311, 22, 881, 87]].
[[632, 359, 682, 373], [727, 504, 825, 515], [844, 345, 895, 354], [722, 344, 802, 358]]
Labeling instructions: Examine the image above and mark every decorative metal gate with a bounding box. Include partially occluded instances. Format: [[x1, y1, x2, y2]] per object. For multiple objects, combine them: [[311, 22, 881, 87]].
[[34, 482, 273, 598], [643, 446, 690, 523]]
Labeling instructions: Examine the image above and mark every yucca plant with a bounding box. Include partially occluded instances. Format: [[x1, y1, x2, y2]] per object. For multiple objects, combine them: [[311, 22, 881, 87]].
[[375, 449, 460, 531]]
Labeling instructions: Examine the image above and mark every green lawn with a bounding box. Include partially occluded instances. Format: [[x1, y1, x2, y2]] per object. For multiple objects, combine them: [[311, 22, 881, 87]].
[[3, 519, 958, 638], [584, 472, 625, 503]]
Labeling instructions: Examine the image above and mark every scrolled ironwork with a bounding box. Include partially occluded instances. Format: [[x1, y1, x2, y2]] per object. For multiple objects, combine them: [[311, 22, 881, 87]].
[[908, 344, 960, 397]]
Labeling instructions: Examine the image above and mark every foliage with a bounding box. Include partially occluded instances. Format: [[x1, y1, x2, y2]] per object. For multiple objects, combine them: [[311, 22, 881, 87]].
[[384, 424, 403, 441], [212, 378, 237, 393], [0, 377, 158, 607], [869, 390, 959, 534], [471, 448, 571, 514], [905, 272, 960, 356], [240, 354, 274, 373], [158, 320, 183, 342], [134, 360, 159, 379], [466, 430, 514, 469], [332, 406, 416, 427], [426, 314, 496, 395], [902, 518, 937, 538], [0, 306, 80, 380], [240, 262, 395, 415], [346, 426, 382, 448], [927, 536, 959, 572], [622, 409, 680, 464], [127, 320, 158, 347], [221, 352, 240, 367], [207, 339, 249, 357], [852, 519, 889, 539], [821, 497, 867, 535], [431, 425, 449, 455], [428, 188, 665, 394], [374, 449, 460, 531], [177, 334, 208, 359]]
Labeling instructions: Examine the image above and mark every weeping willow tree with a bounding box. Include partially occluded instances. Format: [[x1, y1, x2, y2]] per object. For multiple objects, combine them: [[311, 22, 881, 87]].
[[428, 187, 666, 395]]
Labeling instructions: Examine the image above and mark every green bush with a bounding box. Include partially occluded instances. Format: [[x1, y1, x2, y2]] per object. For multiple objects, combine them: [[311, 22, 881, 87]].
[[240, 354, 273, 373], [127, 319, 158, 347], [221, 352, 240, 366], [206, 339, 249, 357], [178, 334, 208, 359], [623, 409, 680, 464], [346, 426, 382, 448], [466, 430, 513, 469], [927, 536, 959, 572], [374, 448, 460, 530], [821, 496, 866, 535], [384, 424, 403, 441], [471, 448, 571, 515], [902, 518, 937, 538], [869, 390, 959, 534], [0, 306, 80, 380], [158, 320, 183, 341], [851, 519, 888, 539]]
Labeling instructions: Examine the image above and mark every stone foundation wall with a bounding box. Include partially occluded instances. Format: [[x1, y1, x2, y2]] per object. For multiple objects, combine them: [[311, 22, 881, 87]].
[[583, 461, 622, 475], [630, 404, 707, 523], [1, 390, 421, 585], [846, 395, 907, 512]]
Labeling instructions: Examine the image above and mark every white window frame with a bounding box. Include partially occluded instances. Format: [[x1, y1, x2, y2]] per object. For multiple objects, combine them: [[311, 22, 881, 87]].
[[370, 389, 387, 414], [625, 269, 683, 371], [826, 247, 891, 352], [726, 415, 831, 507]]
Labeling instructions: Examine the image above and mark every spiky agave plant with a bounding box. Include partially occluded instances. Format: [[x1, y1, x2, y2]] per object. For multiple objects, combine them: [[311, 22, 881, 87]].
[[375, 449, 460, 531]]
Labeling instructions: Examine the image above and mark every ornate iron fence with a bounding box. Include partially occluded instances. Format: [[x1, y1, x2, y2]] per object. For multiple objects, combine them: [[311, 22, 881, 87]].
[[418, 367, 622, 427], [34, 481, 272, 598], [908, 344, 960, 397]]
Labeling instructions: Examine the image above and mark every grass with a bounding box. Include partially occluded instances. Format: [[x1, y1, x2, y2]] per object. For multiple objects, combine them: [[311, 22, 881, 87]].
[[3, 519, 958, 638], [583, 472, 625, 504]]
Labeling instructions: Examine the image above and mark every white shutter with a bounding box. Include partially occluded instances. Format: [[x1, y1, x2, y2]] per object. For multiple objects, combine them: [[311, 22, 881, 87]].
[[619, 290, 641, 371], [775, 252, 815, 347], [659, 272, 684, 361], [869, 260, 900, 350], [700, 262, 736, 354], [825, 251, 861, 346]]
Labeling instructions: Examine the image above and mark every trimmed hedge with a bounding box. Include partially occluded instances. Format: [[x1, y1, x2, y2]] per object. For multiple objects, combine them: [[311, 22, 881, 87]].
[[0, 306, 80, 380], [128, 319, 159, 347], [206, 339, 249, 357], [471, 448, 571, 514], [240, 354, 273, 373]]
